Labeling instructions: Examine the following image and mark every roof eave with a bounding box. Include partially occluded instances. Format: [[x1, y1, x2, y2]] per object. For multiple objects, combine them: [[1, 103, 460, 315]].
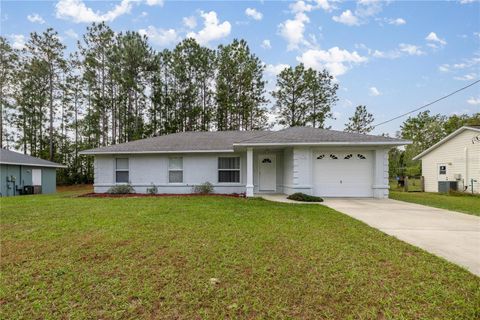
[[0, 161, 67, 168], [412, 126, 480, 160], [233, 141, 412, 147], [79, 149, 235, 155]]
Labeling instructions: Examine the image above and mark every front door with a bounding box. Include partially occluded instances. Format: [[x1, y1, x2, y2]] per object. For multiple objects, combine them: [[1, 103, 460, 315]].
[[437, 163, 448, 181], [259, 154, 276, 192], [32, 169, 42, 186]]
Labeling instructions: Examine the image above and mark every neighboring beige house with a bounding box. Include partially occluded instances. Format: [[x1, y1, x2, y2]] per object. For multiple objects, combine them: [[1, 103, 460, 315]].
[[413, 125, 480, 193]]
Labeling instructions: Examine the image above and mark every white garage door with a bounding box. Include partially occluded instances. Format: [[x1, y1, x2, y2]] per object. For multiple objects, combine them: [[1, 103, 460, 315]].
[[313, 151, 373, 197]]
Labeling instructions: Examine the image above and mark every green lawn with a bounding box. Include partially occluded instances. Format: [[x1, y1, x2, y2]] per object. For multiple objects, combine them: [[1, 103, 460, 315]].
[[1, 192, 479, 319], [390, 191, 480, 216]]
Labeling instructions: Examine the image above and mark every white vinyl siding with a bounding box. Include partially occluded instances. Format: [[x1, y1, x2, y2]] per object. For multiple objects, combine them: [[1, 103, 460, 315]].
[[168, 157, 183, 183], [115, 158, 129, 183], [420, 130, 480, 193]]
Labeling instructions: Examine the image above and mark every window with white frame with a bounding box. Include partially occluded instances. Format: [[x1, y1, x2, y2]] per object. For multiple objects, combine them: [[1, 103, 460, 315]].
[[115, 158, 129, 183], [169, 157, 183, 183], [218, 157, 240, 183]]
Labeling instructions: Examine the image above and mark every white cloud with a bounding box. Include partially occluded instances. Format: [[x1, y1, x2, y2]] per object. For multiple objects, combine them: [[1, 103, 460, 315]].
[[332, 10, 360, 26], [290, 0, 314, 13], [369, 86, 381, 96], [290, 0, 334, 13], [9, 34, 25, 50], [314, 0, 334, 12], [182, 16, 197, 29], [278, 1, 334, 50], [356, 0, 384, 18], [438, 64, 450, 72], [425, 32, 447, 47], [467, 97, 480, 105], [261, 39, 271, 49], [186, 11, 231, 46], [145, 0, 164, 6], [10, 34, 25, 50], [27, 13, 45, 24], [245, 8, 263, 21], [388, 18, 406, 25], [278, 12, 310, 50], [333, 0, 386, 26], [398, 43, 425, 56], [297, 47, 368, 76], [454, 73, 477, 81], [460, 0, 479, 3], [55, 0, 133, 23], [139, 26, 179, 47], [264, 63, 290, 77], [65, 29, 79, 39]]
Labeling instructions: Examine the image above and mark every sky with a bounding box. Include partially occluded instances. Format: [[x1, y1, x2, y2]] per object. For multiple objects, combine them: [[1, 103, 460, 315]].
[[0, 0, 479, 136]]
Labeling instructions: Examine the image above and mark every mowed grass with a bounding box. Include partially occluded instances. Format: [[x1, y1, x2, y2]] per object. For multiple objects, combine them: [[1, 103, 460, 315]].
[[1, 192, 479, 319], [390, 191, 480, 216]]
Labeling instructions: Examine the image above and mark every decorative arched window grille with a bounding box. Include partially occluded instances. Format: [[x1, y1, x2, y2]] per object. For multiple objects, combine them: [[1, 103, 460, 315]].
[[344, 154, 353, 159], [317, 154, 325, 159], [357, 154, 366, 160], [262, 158, 272, 164], [329, 154, 338, 160]]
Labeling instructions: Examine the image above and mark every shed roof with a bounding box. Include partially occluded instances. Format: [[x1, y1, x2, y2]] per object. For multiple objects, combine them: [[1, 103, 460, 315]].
[[413, 126, 480, 160], [0, 149, 67, 168]]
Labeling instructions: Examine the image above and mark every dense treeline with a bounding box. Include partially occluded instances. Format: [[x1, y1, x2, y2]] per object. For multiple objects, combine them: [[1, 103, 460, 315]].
[[0, 23, 340, 184], [1, 23, 478, 184]]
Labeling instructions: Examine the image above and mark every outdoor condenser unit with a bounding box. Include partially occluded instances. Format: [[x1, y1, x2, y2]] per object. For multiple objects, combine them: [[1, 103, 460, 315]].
[[438, 181, 458, 193]]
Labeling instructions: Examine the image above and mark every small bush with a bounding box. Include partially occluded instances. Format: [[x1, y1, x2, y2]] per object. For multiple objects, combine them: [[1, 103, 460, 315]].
[[287, 192, 323, 202], [146, 184, 158, 195], [193, 182, 214, 194], [107, 184, 134, 194]]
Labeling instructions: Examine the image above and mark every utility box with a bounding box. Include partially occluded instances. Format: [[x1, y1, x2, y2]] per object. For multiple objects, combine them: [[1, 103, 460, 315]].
[[438, 181, 458, 193]]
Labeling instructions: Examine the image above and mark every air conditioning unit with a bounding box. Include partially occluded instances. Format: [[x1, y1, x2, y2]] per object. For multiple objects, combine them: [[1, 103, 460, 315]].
[[438, 181, 458, 193]]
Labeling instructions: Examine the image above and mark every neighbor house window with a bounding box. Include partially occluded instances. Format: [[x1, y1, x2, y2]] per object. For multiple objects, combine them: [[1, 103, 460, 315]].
[[169, 157, 183, 183], [115, 158, 129, 183], [218, 157, 240, 183]]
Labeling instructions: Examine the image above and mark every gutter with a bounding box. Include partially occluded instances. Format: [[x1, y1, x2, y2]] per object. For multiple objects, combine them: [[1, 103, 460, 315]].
[[0, 161, 67, 168], [233, 141, 412, 147], [79, 149, 236, 155]]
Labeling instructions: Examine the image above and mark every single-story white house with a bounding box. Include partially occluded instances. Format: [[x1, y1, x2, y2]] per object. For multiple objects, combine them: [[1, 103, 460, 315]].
[[80, 127, 410, 198], [413, 125, 480, 194]]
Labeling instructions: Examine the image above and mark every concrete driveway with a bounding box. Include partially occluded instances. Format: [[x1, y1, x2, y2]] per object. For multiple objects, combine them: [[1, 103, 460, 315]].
[[323, 198, 480, 276]]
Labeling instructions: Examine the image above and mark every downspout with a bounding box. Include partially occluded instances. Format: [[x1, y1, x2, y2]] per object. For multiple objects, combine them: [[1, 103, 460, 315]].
[[464, 147, 468, 192]]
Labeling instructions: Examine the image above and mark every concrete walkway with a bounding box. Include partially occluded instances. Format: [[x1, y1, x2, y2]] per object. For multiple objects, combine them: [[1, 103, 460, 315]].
[[260, 195, 480, 276]]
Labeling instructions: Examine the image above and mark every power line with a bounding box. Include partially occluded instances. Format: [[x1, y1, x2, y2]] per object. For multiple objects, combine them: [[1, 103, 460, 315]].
[[373, 79, 480, 128]]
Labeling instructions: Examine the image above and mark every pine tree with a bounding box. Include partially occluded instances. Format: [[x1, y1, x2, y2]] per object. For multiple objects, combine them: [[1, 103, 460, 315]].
[[304, 68, 338, 128], [344, 105, 375, 134], [216, 39, 267, 130], [272, 64, 307, 127], [25, 28, 66, 161], [0, 37, 17, 148]]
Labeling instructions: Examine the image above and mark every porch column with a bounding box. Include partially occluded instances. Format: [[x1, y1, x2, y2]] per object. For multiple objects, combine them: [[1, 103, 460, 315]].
[[246, 147, 254, 197]]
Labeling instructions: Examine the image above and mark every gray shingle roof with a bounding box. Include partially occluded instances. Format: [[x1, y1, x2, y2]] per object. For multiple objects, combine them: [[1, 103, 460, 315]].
[[235, 127, 409, 145], [80, 127, 410, 155], [0, 149, 67, 168], [80, 131, 270, 154]]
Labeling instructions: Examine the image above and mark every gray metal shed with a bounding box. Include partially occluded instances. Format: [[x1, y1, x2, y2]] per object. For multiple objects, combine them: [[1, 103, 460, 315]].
[[0, 149, 66, 197]]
